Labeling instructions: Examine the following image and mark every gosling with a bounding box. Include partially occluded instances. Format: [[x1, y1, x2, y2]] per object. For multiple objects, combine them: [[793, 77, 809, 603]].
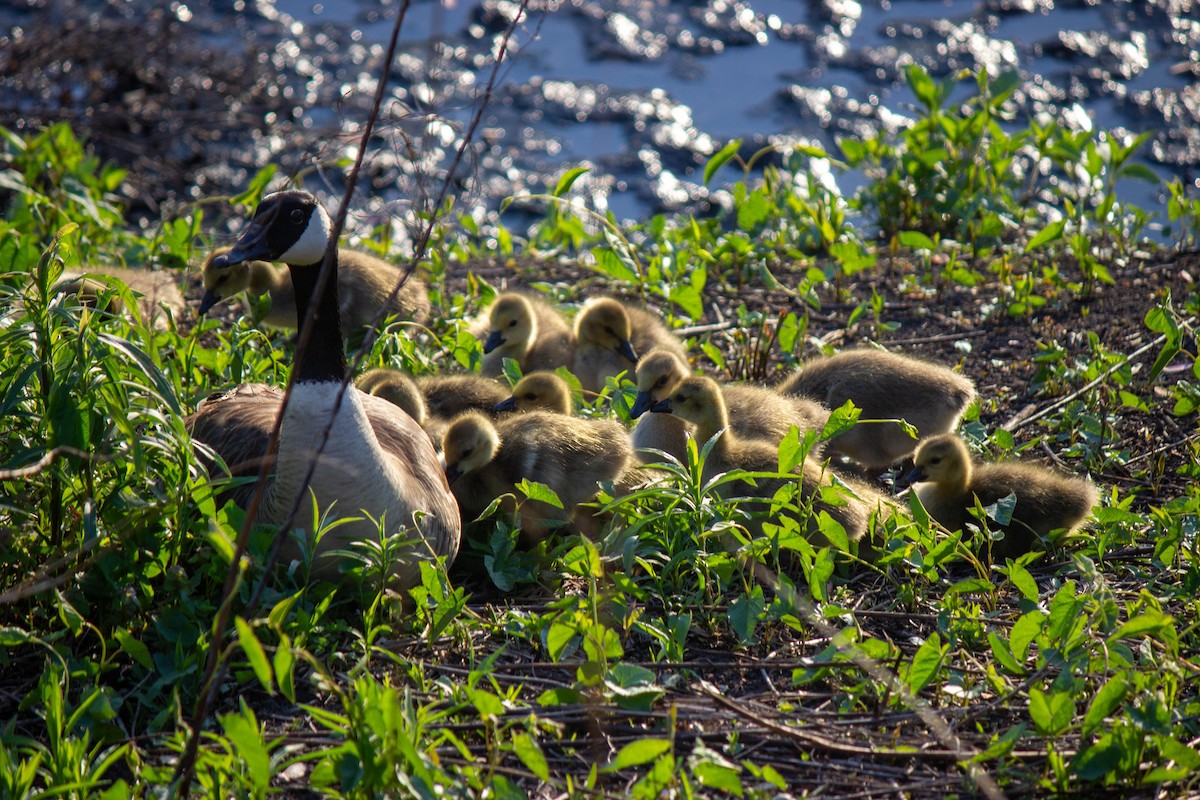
[[655, 376, 885, 548], [199, 246, 431, 330], [477, 292, 574, 377], [778, 348, 975, 474], [572, 297, 687, 394], [356, 368, 509, 448], [441, 411, 633, 544], [495, 371, 574, 415], [905, 434, 1099, 560], [630, 349, 829, 465]]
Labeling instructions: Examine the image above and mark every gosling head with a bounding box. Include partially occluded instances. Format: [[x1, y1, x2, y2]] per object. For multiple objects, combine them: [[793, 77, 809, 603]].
[[576, 298, 637, 364], [495, 371, 572, 415], [356, 369, 427, 425], [484, 294, 536, 355], [904, 434, 972, 489], [650, 376, 727, 436], [199, 248, 255, 315], [442, 413, 501, 484], [630, 349, 689, 418]]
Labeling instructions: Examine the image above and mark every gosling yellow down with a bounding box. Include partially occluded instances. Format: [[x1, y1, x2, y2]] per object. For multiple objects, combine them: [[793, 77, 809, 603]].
[[442, 411, 633, 544], [477, 292, 574, 377], [199, 246, 430, 330], [572, 297, 687, 394], [905, 434, 1099, 560], [655, 376, 886, 548], [630, 349, 829, 465], [778, 348, 975, 474]]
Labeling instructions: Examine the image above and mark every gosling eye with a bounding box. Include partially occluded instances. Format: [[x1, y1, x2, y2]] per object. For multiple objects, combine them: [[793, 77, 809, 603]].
[[508, 319, 517, 328], [524, 393, 536, 401], [461, 447, 473, 458], [290, 209, 305, 224], [605, 325, 615, 335], [929, 457, 942, 465], [216, 275, 228, 286], [655, 376, 667, 388]]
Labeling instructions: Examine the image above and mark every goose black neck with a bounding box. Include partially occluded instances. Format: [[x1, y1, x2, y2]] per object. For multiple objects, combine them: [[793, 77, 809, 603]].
[[288, 251, 348, 384]]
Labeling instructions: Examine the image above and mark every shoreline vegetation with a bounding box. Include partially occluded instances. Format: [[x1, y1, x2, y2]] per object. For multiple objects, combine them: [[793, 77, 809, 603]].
[[1, 66, 1199, 797]]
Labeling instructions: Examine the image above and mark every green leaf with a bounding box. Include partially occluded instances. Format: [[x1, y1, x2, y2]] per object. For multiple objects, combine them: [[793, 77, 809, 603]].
[[553, 167, 590, 197], [517, 479, 564, 509], [1082, 676, 1128, 737], [512, 732, 550, 781], [728, 587, 766, 645], [906, 633, 945, 694], [898, 230, 937, 251], [591, 246, 640, 284], [605, 738, 672, 772], [1144, 305, 1181, 381], [693, 760, 744, 796], [988, 632, 1025, 676], [1028, 687, 1074, 736], [274, 634, 296, 703], [220, 702, 271, 792], [231, 165, 278, 208], [234, 617, 273, 691], [1025, 218, 1066, 252], [776, 427, 805, 474], [704, 140, 742, 185], [1005, 562, 1039, 601], [113, 629, 153, 671], [1009, 611, 1045, 662]]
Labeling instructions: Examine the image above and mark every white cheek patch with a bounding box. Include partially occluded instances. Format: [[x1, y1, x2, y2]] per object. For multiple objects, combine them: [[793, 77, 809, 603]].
[[278, 204, 333, 266]]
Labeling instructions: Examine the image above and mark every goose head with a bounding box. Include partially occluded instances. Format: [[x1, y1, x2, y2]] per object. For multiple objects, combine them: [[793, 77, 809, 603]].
[[650, 376, 727, 440], [211, 191, 332, 272], [483, 294, 537, 355], [576, 298, 637, 364], [442, 413, 501, 484], [630, 349, 688, 418], [495, 371, 572, 414], [904, 434, 972, 491]]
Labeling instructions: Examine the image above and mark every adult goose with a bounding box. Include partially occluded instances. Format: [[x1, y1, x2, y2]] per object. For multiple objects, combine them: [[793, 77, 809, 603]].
[[186, 191, 460, 587]]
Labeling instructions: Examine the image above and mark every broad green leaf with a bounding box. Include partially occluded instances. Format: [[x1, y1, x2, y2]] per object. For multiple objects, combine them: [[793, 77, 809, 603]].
[[1028, 687, 1074, 736], [906, 633, 946, 694], [898, 230, 936, 251], [235, 617, 273, 691], [1082, 676, 1128, 736], [988, 632, 1025, 676], [1025, 218, 1065, 252], [1009, 611, 1045, 662], [728, 588, 765, 645], [605, 738, 672, 772], [512, 732, 550, 781], [1005, 562, 1039, 601], [113, 629, 153, 671], [517, 479, 564, 509]]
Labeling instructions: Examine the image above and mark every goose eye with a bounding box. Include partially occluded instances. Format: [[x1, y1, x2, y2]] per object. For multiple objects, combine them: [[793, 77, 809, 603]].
[[524, 393, 536, 401], [508, 319, 517, 327], [290, 209, 305, 224], [461, 447, 473, 458], [655, 377, 666, 388], [929, 457, 942, 465], [216, 275, 227, 286], [605, 325, 615, 335]]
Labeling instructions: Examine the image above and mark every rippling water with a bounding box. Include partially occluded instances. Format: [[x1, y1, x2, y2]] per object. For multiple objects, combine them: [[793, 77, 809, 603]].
[[2, 0, 1196, 237]]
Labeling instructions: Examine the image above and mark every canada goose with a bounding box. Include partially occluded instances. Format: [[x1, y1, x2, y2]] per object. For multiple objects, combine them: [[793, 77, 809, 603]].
[[186, 190, 459, 587], [495, 371, 573, 415], [905, 434, 1099, 560], [477, 292, 574, 377], [654, 376, 882, 548], [198, 245, 431, 330], [630, 349, 829, 465], [572, 297, 687, 394], [442, 410, 633, 544], [778, 348, 975, 474]]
